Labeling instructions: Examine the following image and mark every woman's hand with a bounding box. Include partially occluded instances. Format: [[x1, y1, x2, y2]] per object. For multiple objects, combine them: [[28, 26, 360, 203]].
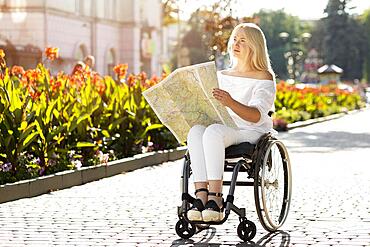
[[212, 88, 235, 107]]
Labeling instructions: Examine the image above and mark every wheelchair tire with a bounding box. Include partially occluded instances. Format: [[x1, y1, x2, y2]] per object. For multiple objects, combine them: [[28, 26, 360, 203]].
[[254, 139, 292, 232], [175, 219, 196, 239], [237, 219, 257, 241]]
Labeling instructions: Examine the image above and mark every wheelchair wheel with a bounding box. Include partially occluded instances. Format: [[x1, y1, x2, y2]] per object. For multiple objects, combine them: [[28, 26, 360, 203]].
[[175, 219, 196, 239], [237, 218, 257, 241], [254, 139, 292, 232]]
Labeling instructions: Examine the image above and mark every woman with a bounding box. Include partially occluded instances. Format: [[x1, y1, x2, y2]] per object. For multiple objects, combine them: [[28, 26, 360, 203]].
[[187, 23, 277, 222]]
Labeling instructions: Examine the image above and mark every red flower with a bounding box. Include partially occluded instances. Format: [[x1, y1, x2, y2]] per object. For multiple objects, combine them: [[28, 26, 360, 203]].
[[45, 47, 59, 60]]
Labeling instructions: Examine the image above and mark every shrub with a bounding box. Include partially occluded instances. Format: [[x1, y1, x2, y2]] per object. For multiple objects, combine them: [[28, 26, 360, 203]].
[[0, 48, 178, 184]]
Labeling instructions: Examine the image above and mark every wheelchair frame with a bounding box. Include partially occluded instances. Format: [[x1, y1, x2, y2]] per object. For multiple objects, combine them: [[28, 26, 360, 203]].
[[175, 133, 292, 241]]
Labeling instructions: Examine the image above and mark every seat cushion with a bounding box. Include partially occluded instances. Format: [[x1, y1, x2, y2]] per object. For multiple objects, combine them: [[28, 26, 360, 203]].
[[225, 142, 255, 159]]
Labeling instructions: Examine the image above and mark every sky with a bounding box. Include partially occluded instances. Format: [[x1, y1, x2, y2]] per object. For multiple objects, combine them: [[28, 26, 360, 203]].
[[178, 0, 370, 20]]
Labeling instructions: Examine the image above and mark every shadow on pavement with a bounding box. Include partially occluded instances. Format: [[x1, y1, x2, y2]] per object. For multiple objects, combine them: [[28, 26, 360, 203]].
[[283, 131, 370, 153], [171, 230, 290, 247]]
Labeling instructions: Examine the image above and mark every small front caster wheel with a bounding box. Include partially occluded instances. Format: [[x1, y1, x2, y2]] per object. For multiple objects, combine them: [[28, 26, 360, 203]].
[[237, 219, 257, 241], [175, 219, 196, 239]]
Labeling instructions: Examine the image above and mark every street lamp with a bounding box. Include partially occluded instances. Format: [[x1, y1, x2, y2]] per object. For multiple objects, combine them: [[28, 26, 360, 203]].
[[279, 32, 311, 81]]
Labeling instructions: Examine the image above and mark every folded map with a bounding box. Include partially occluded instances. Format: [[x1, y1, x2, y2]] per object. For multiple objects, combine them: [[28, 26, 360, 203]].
[[142, 61, 237, 143]]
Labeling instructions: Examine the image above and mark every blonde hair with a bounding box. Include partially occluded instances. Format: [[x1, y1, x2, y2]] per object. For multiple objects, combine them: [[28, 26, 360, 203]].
[[227, 23, 274, 78]]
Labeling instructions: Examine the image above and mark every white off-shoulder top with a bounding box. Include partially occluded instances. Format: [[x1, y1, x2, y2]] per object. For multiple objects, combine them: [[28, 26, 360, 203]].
[[217, 70, 277, 135]]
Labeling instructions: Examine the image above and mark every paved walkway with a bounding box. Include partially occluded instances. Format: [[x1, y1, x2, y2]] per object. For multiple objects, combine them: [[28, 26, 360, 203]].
[[0, 109, 370, 246]]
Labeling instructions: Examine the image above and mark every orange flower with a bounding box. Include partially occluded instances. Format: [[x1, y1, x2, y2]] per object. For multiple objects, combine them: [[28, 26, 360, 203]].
[[91, 72, 102, 85], [126, 74, 136, 87], [50, 77, 62, 92], [20, 77, 28, 87], [161, 72, 168, 80], [11, 65, 25, 77], [150, 75, 159, 84], [95, 80, 106, 95], [68, 74, 84, 89], [113, 63, 128, 80], [138, 71, 147, 82], [142, 75, 161, 89], [24, 69, 42, 84], [0, 49, 4, 58], [45, 47, 59, 60]]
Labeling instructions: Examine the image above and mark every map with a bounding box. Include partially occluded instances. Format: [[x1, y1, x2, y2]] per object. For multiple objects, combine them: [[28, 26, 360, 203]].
[[142, 62, 237, 143]]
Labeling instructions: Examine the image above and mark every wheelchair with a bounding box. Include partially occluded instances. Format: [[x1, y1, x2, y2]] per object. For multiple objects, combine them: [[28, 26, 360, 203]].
[[175, 132, 292, 242]]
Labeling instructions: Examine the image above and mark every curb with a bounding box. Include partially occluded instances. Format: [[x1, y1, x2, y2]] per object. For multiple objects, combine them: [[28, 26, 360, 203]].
[[0, 147, 187, 204]]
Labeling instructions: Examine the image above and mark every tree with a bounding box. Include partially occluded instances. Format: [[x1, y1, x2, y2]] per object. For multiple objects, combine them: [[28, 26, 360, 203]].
[[321, 0, 367, 80], [255, 10, 312, 79], [360, 8, 370, 82], [181, 6, 240, 65]]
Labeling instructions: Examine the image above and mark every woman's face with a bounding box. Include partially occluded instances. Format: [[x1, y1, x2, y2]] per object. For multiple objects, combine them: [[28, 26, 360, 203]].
[[231, 29, 251, 60]]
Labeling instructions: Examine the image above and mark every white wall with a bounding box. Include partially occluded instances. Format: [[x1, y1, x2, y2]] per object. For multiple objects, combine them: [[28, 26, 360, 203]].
[[0, 0, 165, 76], [95, 23, 120, 74], [0, 12, 44, 47]]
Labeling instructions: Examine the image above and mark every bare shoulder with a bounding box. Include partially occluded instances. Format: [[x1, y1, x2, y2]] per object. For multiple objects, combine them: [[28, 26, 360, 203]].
[[220, 69, 273, 80], [253, 71, 273, 81]]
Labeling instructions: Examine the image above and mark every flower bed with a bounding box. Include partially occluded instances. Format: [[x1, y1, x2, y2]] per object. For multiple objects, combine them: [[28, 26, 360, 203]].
[[0, 48, 178, 185], [273, 81, 365, 130]]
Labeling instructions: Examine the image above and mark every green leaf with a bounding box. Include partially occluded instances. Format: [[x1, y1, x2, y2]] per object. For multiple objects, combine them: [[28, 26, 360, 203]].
[[35, 120, 46, 143], [22, 132, 39, 151], [19, 121, 28, 131], [19, 122, 36, 142], [102, 130, 110, 137], [145, 124, 163, 131], [46, 100, 57, 124], [77, 113, 90, 125], [76, 142, 96, 148]]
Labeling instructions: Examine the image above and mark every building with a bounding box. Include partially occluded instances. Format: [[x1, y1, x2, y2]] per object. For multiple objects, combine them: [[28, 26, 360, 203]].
[[0, 0, 164, 76]]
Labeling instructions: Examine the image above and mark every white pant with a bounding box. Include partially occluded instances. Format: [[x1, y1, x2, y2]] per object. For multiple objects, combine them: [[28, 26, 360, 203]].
[[187, 124, 263, 182]]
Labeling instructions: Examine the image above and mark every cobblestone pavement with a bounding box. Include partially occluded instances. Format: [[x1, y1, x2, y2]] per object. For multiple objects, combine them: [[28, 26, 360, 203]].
[[0, 109, 370, 246]]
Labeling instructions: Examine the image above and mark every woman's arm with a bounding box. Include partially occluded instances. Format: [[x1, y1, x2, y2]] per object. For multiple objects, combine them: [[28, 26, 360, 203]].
[[212, 88, 261, 123], [229, 99, 261, 123]]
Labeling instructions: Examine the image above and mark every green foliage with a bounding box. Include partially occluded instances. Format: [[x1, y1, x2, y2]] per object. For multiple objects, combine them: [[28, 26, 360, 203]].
[[273, 81, 365, 130], [360, 8, 370, 81], [0, 61, 178, 185], [256, 9, 313, 79], [311, 0, 368, 80]]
